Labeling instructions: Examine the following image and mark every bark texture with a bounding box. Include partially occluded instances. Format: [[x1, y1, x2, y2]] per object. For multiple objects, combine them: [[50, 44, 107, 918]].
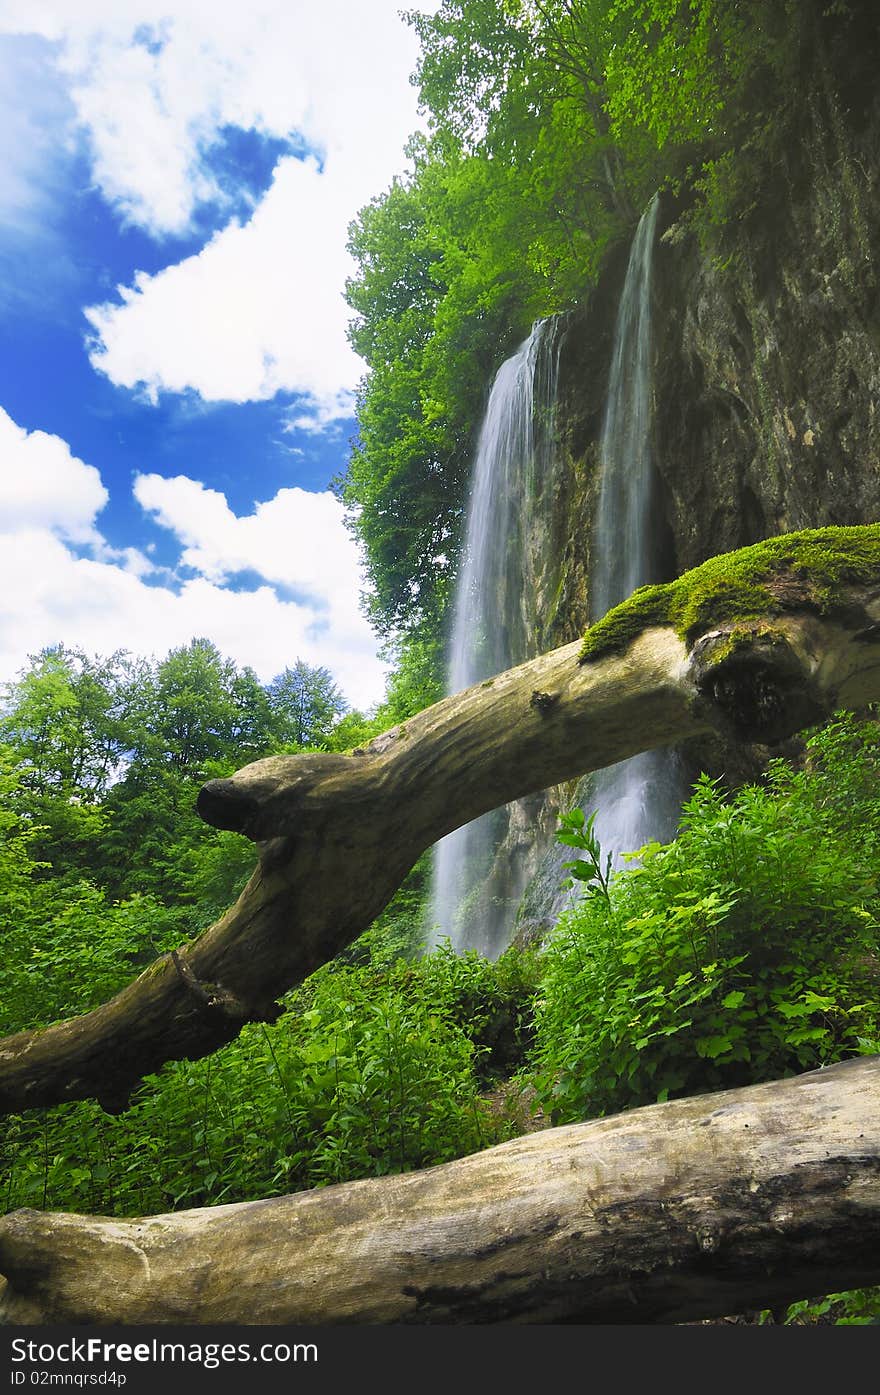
[[2, 537, 880, 1115], [2, 1056, 879, 1326]]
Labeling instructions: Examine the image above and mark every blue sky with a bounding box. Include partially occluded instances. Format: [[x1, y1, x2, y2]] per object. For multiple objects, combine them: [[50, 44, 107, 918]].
[[0, 3, 435, 710]]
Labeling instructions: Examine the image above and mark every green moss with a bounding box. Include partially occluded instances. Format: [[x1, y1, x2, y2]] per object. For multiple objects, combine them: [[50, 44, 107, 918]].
[[579, 582, 672, 661], [580, 525, 880, 663]]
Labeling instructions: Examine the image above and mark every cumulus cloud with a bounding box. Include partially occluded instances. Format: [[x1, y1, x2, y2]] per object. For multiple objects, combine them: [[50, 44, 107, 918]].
[[0, 406, 108, 543], [0, 412, 386, 708], [84, 156, 363, 408], [0, 1, 437, 416], [0, 529, 387, 708], [133, 470, 373, 637], [1, 1, 433, 238]]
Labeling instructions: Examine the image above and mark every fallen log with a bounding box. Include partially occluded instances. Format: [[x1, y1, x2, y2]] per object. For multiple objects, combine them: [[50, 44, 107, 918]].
[[2, 1056, 879, 1325], [1, 525, 879, 1114]]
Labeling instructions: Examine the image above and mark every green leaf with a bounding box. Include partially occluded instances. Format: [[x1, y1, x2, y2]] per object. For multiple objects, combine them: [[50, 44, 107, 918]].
[[695, 1035, 733, 1060], [720, 990, 746, 1010]]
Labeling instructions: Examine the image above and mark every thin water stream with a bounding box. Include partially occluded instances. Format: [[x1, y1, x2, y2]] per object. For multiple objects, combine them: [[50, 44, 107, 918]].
[[590, 196, 682, 867]]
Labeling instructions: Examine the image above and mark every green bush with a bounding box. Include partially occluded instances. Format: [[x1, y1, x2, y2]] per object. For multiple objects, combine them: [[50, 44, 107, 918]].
[[0, 880, 187, 1037], [777, 1286, 880, 1326], [416, 940, 540, 1080], [531, 713, 880, 1124], [1, 940, 530, 1217]]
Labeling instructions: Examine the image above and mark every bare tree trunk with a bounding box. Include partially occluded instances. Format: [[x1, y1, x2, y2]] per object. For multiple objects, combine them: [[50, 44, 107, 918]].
[[1, 527, 879, 1114], [2, 1056, 879, 1326]]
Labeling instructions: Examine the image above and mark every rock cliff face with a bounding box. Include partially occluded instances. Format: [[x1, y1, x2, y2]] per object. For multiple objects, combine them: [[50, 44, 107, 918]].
[[556, 92, 880, 639], [501, 82, 880, 948], [654, 111, 880, 576]]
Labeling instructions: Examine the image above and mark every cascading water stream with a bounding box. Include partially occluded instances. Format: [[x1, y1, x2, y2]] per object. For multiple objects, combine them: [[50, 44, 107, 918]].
[[510, 195, 683, 941], [429, 198, 680, 958], [590, 193, 682, 866], [428, 319, 561, 957]]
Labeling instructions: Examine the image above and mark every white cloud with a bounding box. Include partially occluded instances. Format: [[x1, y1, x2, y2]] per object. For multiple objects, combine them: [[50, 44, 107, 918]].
[[0, 411, 386, 709], [0, 529, 387, 709], [0, 406, 108, 543], [133, 470, 373, 640], [84, 156, 363, 408], [0, 1, 438, 416], [1, 1, 434, 238]]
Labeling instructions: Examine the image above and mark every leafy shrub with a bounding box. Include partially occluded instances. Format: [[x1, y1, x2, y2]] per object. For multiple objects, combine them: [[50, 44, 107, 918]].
[[1, 941, 527, 1217], [0, 880, 187, 1037], [778, 1287, 880, 1326], [531, 713, 880, 1124], [416, 940, 540, 1079]]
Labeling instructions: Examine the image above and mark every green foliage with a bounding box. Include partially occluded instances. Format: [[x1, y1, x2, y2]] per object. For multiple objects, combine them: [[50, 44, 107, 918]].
[[0, 645, 141, 799], [416, 940, 540, 1080], [341, 154, 529, 637], [556, 806, 613, 909], [579, 523, 880, 661], [1, 647, 145, 882], [0, 875, 186, 1037], [376, 629, 444, 728], [267, 660, 347, 750], [0, 631, 445, 1011], [0, 750, 48, 920], [322, 629, 444, 754], [1, 642, 368, 907], [182, 828, 257, 923], [277, 958, 495, 1185], [0, 746, 191, 1038], [532, 713, 880, 1123], [778, 1286, 880, 1326], [1, 939, 538, 1215]]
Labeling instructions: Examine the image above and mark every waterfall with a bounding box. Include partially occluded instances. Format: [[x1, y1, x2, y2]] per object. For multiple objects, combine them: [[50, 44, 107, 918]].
[[428, 197, 680, 958], [513, 195, 681, 941], [428, 319, 562, 957], [590, 194, 682, 866]]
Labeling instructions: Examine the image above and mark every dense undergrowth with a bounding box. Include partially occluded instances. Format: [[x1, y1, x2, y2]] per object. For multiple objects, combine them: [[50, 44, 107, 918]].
[[1, 912, 539, 1215], [3, 711, 879, 1323], [533, 713, 880, 1119]]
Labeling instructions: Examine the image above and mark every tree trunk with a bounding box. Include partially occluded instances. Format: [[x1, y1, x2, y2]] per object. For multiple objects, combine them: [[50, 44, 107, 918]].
[[2, 1056, 879, 1325], [2, 524, 880, 1114]]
